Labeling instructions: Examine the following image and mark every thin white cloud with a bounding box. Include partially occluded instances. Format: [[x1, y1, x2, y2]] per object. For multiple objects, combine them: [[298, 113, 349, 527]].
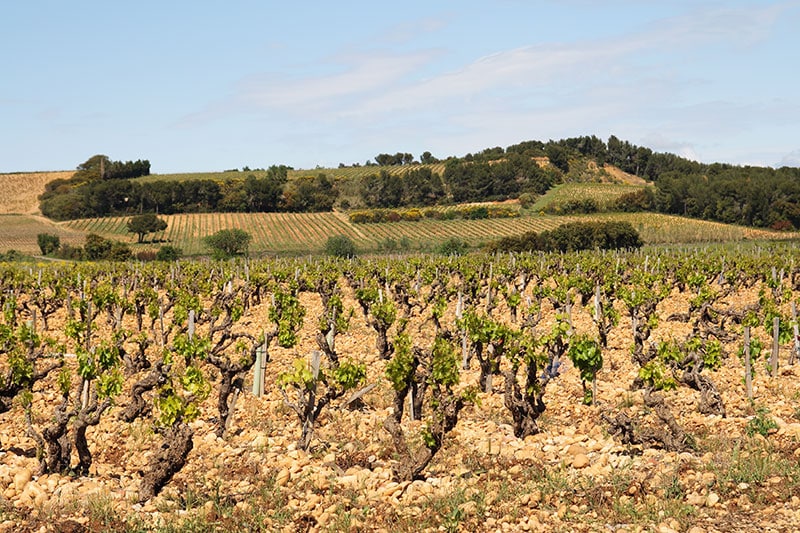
[[238, 48, 440, 111], [239, 1, 788, 124], [175, 1, 799, 169]]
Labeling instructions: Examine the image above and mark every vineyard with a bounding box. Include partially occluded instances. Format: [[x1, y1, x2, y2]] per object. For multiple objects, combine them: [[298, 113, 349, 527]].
[[3, 245, 800, 531], [0, 215, 85, 254], [58, 210, 794, 257], [531, 182, 647, 212], [136, 164, 447, 185]]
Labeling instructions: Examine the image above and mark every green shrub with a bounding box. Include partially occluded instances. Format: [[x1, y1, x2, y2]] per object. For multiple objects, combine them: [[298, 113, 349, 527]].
[[612, 188, 654, 212], [156, 245, 183, 261], [204, 229, 252, 259], [0, 250, 28, 262], [84, 233, 113, 260], [518, 192, 534, 209], [37, 233, 61, 255], [437, 237, 469, 256], [745, 406, 778, 437], [56, 244, 84, 260], [107, 242, 133, 261], [325, 235, 357, 258], [487, 221, 642, 253]]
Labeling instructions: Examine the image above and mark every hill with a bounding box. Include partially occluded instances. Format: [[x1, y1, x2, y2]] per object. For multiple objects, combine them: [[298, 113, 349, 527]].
[[0, 171, 73, 215], [0, 173, 795, 256]]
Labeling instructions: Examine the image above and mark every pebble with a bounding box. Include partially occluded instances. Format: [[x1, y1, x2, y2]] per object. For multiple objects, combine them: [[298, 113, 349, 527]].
[[566, 443, 588, 456], [275, 468, 290, 487], [705, 491, 720, 507], [13, 469, 31, 492], [572, 453, 590, 468]]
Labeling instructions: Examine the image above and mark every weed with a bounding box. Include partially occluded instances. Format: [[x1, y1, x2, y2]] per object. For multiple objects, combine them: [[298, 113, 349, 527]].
[[84, 492, 125, 530], [745, 405, 778, 437]]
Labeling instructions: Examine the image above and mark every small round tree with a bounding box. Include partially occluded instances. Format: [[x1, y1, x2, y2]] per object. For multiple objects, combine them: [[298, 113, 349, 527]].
[[127, 214, 168, 243], [204, 229, 252, 259]]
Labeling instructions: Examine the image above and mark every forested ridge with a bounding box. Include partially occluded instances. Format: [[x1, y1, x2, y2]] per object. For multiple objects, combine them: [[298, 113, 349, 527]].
[[37, 136, 800, 230]]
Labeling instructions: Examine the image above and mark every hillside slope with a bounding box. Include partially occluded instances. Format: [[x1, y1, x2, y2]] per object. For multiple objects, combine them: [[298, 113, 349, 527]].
[[0, 171, 73, 215]]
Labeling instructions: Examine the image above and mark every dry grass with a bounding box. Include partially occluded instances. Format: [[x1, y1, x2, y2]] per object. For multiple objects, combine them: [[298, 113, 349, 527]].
[[602, 164, 648, 185], [0, 171, 73, 215]]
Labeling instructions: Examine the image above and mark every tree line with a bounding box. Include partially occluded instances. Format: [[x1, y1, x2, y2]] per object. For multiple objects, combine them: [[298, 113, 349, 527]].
[[39, 139, 800, 230], [40, 164, 338, 220]]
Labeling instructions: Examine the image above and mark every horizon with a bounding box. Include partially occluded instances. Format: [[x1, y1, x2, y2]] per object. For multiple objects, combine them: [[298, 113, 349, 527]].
[[2, 1, 800, 174]]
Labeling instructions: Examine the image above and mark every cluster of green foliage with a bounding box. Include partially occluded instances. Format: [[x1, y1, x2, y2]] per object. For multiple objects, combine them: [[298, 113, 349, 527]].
[[444, 153, 556, 203], [0, 250, 32, 262], [68, 154, 151, 182], [324, 235, 357, 258], [612, 188, 655, 212], [349, 204, 519, 223], [567, 335, 603, 404], [654, 165, 800, 228], [487, 221, 643, 253], [203, 229, 252, 259], [360, 168, 445, 208], [40, 233, 133, 261], [127, 213, 167, 243], [745, 406, 779, 437], [40, 163, 337, 220], [36, 231, 182, 262], [436, 238, 470, 256]]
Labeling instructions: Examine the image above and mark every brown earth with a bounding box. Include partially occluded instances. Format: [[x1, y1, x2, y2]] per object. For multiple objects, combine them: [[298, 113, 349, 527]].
[[1, 276, 800, 532], [602, 165, 649, 186]]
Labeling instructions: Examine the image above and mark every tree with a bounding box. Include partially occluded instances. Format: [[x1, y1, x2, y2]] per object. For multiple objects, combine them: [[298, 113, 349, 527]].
[[127, 214, 168, 243], [203, 229, 252, 259], [545, 143, 569, 173], [108, 242, 133, 261], [420, 151, 439, 164], [37, 233, 60, 256]]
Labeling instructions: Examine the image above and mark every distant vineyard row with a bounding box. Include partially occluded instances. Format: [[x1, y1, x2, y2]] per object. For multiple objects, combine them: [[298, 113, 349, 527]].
[[58, 211, 794, 256], [136, 163, 448, 185]]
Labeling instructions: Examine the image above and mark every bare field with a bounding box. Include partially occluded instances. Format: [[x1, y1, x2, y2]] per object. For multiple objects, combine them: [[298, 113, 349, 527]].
[[0, 171, 73, 215]]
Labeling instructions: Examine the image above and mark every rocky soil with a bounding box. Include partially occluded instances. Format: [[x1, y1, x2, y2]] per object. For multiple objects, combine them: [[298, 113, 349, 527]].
[[2, 280, 800, 532]]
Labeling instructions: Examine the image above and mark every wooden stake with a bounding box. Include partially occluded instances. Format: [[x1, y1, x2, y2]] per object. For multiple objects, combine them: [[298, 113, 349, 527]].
[[791, 302, 799, 366], [744, 326, 753, 401], [771, 316, 779, 377]]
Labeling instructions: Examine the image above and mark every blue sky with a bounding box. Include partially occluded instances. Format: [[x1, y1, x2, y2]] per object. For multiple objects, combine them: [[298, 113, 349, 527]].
[[2, 0, 799, 173]]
